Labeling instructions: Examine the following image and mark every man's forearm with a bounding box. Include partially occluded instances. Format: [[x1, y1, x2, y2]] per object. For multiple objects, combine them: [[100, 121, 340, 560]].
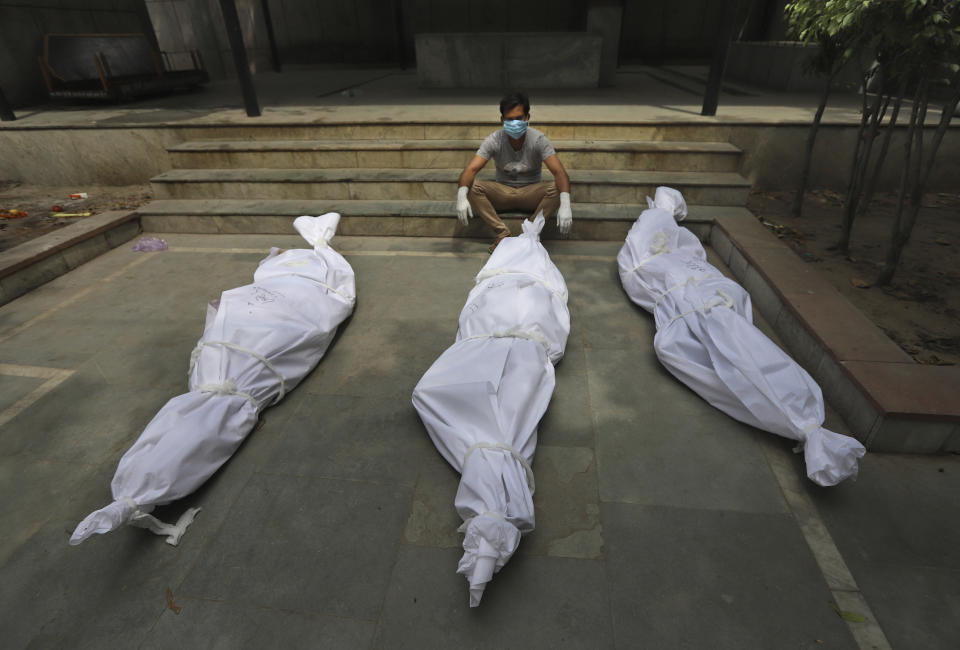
[[555, 170, 571, 194], [458, 169, 477, 188]]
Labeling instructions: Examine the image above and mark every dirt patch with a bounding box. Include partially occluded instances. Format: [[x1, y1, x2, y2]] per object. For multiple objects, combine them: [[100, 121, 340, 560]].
[[0, 183, 152, 252], [747, 190, 960, 366]]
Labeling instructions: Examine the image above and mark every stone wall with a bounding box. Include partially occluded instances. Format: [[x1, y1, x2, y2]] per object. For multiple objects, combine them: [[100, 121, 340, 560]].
[[264, 0, 587, 66], [0, 0, 155, 107], [619, 0, 785, 64]]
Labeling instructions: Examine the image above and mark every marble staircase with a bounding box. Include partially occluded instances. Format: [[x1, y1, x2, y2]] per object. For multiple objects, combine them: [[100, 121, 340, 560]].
[[141, 125, 751, 239]]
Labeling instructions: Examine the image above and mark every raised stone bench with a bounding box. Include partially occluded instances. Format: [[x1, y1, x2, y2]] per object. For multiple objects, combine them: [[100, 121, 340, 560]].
[[415, 32, 602, 88], [709, 214, 960, 453], [0, 211, 140, 306]]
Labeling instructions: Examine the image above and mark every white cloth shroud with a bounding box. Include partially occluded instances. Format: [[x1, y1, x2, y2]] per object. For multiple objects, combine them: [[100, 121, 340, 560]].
[[412, 214, 570, 607], [70, 213, 356, 546], [618, 187, 865, 486]]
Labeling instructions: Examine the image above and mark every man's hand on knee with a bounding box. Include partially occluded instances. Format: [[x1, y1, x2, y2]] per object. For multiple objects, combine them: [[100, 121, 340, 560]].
[[557, 191, 572, 235], [456, 186, 473, 226]]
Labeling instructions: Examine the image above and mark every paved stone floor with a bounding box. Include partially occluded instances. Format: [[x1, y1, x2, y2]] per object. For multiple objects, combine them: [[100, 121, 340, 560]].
[[1, 65, 883, 128], [0, 233, 957, 649]]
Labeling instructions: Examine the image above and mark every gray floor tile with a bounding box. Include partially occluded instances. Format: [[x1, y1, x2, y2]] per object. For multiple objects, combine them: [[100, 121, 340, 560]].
[[561, 259, 652, 351], [0, 363, 176, 464], [0, 373, 45, 414], [344, 255, 477, 327], [0, 454, 100, 567], [142, 598, 375, 650], [261, 393, 436, 487], [300, 316, 454, 399], [402, 460, 463, 549], [179, 472, 411, 620], [587, 347, 787, 514], [526, 445, 603, 559], [0, 518, 198, 649], [374, 546, 613, 649], [853, 563, 960, 650], [602, 502, 857, 649], [810, 452, 960, 570], [539, 341, 595, 448], [84, 318, 201, 393]]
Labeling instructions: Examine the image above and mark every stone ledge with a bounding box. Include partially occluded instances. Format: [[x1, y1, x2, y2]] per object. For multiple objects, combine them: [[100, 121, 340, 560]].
[[168, 139, 743, 154], [0, 211, 140, 306], [710, 214, 960, 453], [150, 168, 752, 188]]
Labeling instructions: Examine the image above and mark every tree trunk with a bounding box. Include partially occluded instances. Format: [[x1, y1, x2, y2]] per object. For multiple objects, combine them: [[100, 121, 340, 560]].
[[876, 84, 929, 286], [792, 71, 835, 219], [836, 82, 885, 253], [860, 90, 905, 214]]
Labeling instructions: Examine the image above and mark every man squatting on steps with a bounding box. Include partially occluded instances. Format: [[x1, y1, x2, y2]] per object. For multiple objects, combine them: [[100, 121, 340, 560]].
[[456, 92, 573, 252]]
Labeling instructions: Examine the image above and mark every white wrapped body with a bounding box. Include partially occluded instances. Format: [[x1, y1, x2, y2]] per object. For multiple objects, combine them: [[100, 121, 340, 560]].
[[70, 214, 356, 546], [412, 215, 569, 606], [618, 188, 865, 486]]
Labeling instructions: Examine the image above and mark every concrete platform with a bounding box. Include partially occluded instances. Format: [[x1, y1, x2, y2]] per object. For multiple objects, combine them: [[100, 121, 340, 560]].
[[1, 232, 958, 648]]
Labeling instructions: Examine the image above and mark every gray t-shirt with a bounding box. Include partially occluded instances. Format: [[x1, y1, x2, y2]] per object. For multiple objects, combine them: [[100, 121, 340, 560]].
[[476, 127, 557, 187]]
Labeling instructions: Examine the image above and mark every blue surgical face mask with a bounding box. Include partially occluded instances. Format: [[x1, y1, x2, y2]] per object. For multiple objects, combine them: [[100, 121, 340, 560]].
[[503, 119, 529, 139]]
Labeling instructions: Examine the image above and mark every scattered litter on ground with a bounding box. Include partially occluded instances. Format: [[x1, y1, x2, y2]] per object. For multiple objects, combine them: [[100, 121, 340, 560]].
[[1, 209, 28, 219], [0, 183, 151, 250], [850, 277, 871, 289], [51, 211, 94, 218], [132, 236, 168, 252], [165, 588, 181, 614], [69, 192, 88, 199]]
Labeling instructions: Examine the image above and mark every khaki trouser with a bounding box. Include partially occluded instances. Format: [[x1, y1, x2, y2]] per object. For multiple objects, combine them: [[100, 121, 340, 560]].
[[467, 180, 560, 241]]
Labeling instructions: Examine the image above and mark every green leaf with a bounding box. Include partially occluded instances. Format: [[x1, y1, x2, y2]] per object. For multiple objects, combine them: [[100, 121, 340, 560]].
[[829, 601, 868, 623]]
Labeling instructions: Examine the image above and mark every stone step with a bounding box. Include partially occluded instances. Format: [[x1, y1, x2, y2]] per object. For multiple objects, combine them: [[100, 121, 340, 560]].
[[153, 123, 741, 142], [136, 199, 748, 240], [150, 168, 751, 206], [168, 139, 742, 172]]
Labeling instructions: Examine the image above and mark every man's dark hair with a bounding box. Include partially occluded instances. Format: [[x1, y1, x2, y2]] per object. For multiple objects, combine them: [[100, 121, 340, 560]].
[[499, 91, 530, 117]]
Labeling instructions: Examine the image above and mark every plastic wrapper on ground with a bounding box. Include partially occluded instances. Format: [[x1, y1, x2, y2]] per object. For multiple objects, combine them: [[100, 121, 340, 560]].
[[617, 187, 865, 486], [412, 214, 570, 606], [70, 213, 356, 546]]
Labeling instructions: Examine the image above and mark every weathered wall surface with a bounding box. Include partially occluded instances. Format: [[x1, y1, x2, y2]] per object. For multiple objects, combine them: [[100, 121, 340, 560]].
[[0, 0, 156, 107]]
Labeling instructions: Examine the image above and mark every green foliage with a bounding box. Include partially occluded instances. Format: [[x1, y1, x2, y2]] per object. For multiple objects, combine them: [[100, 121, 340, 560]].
[[785, 0, 960, 86]]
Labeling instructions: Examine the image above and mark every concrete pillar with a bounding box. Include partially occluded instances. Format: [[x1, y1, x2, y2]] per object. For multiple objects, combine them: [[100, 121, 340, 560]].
[[587, 1, 623, 87]]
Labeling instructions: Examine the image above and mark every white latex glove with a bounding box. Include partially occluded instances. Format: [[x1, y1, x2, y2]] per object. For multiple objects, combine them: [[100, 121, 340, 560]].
[[557, 192, 572, 234], [456, 186, 472, 226]]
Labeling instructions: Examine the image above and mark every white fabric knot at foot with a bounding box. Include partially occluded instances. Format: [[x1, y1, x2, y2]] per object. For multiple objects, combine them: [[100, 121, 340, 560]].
[[793, 422, 822, 453], [119, 497, 202, 547]]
